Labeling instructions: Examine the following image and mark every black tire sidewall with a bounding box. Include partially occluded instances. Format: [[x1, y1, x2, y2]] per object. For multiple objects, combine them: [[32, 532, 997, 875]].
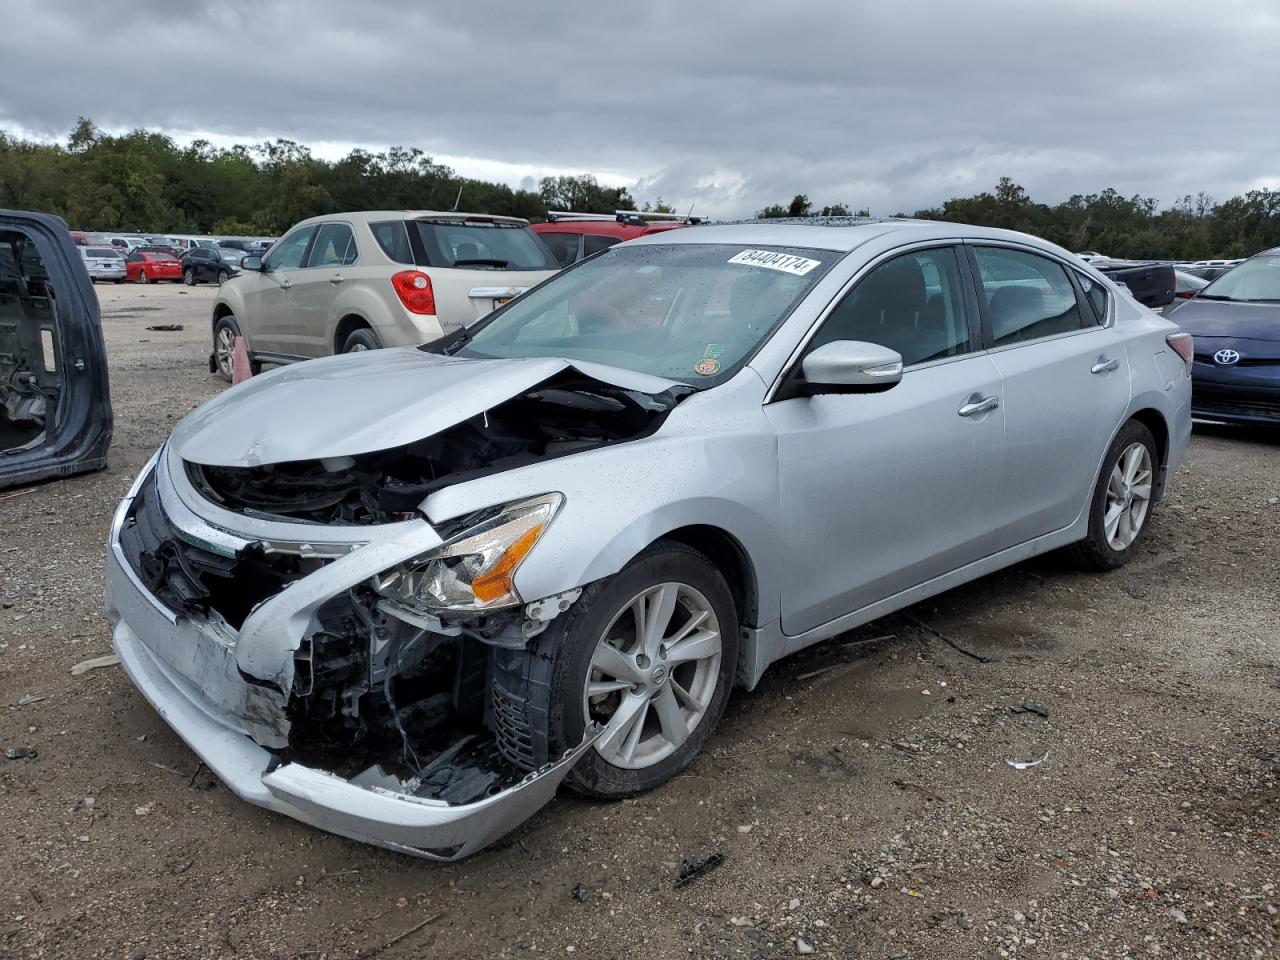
[[1085, 421, 1158, 567], [342, 328, 381, 352], [183, 269, 195, 286], [542, 544, 739, 797]]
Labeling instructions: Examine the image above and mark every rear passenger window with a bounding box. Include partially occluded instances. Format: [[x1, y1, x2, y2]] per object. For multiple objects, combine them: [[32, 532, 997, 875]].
[[308, 223, 357, 267], [583, 234, 620, 257], [808, 246, 970, 366], [370, 220, 413, 264], [539, 232, 581, 268], [973, 247, 1085, 345]]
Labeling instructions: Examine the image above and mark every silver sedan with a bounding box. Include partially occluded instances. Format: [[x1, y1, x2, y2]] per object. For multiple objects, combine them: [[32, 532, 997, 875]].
[[105, 220, 1192, 859]]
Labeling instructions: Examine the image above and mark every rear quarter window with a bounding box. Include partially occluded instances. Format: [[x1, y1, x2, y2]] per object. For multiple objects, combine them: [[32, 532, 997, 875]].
[[370, 220, 413, 264]]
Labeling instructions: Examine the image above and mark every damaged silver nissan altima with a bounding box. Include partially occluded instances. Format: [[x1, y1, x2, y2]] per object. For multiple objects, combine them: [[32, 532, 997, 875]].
[[106, 219, 1192, 859]]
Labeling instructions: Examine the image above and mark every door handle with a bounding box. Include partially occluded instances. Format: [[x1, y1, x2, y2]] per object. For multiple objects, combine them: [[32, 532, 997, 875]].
[[1091, 356, 1119, 375], [329, 274, 345, 285], [279, 279, 292, 290], [958, 394, 1000, 418]]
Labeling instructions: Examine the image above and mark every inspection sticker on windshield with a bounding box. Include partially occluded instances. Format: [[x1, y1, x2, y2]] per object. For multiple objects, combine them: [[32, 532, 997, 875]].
[[727, 249, 822, 276]]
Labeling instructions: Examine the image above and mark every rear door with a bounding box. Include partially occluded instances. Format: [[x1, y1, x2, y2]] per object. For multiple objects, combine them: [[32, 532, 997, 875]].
[[966, 243, 1131, 547], [290, 221, 358, 356], [0, 210, 112, 488], [244, 224, 316, 356], [768, 244, 1007, 635]]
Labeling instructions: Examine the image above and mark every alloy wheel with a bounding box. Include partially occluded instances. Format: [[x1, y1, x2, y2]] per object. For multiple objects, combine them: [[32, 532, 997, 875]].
[[183, 270, 195, 286], [584, 582, 722, 769], [1104, 442, 1153, 550], [138, 270, 149, 284], [214, 325, 237, 379]]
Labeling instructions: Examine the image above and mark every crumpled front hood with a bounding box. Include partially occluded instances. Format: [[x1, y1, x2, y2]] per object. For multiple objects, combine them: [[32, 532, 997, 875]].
[[172, 348, 681, 467]]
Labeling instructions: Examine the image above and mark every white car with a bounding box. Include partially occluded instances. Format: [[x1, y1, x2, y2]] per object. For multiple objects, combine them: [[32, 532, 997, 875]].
[[208, 211, 559, 380]]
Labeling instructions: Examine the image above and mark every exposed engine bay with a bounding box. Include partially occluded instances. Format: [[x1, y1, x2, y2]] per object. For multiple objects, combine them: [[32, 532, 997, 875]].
[[0, 230, 60, 452], [185, 369, 688, 524], [117, 370, 688, 809]]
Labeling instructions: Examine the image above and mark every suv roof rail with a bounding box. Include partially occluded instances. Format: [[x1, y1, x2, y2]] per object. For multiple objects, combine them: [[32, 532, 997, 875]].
[[545, 211, 617, 223], [613, 210, 706, 226]]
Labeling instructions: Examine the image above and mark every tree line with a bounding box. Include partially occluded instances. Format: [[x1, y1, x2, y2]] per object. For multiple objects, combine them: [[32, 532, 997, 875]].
[[3, 121, 1278, 258], [758, 178, 1280, 260], [0, 118, 653, 236]]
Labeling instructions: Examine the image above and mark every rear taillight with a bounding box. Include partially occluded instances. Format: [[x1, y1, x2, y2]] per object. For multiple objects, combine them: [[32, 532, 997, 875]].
[[391, 270, 436, 315], [1166, 332, 1194, 376]]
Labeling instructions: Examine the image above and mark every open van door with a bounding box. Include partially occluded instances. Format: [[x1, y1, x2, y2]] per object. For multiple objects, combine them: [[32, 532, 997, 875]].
[[0, 210, 112, 488]]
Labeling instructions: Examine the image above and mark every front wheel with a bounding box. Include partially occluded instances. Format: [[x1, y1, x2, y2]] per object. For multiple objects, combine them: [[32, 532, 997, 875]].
[[491, 542, 739, 798], [216, 269, 230, 285], [1068, 420, 1159, 570], [183, 269, 196, 286], [211, 315, 259, 382]]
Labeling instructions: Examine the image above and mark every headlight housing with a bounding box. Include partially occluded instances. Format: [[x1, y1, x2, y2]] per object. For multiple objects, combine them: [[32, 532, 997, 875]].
[[372, 493, 563, 614]]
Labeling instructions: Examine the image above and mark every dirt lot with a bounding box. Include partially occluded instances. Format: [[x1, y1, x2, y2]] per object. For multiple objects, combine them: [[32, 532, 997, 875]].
[[2, 282, 1279, 960]]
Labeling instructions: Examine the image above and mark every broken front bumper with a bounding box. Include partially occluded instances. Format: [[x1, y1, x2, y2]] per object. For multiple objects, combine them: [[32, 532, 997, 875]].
[[104, 454, 596, 861]]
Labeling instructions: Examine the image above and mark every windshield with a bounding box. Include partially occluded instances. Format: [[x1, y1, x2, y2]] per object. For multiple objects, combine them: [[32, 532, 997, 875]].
[[1200, 256, 1280, 302], [451, 243, 835, 385], [412, 219, 557, 271]]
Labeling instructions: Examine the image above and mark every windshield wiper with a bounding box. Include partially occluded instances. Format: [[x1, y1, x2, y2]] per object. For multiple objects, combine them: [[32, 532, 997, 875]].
[[453, 258, 509, 268], [1195, 294, 1233, 301], [419, 326, 471, 356]]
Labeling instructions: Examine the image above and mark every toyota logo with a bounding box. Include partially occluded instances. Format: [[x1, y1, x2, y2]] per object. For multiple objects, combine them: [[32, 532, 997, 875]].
[[1213, 349, 1241, 366]]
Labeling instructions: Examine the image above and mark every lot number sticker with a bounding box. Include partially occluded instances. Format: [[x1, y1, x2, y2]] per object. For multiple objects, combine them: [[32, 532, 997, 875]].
[[728, 249, 822, 276]]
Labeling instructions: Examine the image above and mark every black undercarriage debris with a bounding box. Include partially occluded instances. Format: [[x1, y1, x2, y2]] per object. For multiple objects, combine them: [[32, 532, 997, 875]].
[[186, 370, 689, 524]]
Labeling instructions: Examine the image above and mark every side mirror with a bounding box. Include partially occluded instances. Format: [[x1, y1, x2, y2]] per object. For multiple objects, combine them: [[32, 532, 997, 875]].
[[240, 255, 263, 272], [793, 340, 903, 396]]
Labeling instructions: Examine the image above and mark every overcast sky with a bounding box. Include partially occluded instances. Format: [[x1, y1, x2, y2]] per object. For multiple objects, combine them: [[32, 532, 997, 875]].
[[2, 0, 1277, 218]]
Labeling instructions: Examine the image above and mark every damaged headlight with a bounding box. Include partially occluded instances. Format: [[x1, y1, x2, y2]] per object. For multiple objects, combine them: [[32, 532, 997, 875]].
[[372, 493, 563, 613]]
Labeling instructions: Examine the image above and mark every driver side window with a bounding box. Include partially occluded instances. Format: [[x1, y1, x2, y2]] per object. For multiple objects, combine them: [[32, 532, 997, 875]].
[[808, 246, 971, 366], [264, 226, 316, 271]]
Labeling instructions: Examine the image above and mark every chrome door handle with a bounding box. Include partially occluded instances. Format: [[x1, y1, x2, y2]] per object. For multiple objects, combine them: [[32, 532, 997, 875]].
[[329, 274, 345, 285], [1091, 356, 1119, 375], [958, 394, 1000, 417], [279, 279, 292, 290]]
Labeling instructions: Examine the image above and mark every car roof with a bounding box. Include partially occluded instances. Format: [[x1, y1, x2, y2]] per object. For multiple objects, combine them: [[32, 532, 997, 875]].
[[532, 220, 684, 239], [291, 210, 532, 228], [624, 217, 1073, 255]]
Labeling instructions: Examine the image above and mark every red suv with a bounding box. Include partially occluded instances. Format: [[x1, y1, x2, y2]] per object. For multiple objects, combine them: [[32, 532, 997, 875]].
[[532, 212, 703, 268]]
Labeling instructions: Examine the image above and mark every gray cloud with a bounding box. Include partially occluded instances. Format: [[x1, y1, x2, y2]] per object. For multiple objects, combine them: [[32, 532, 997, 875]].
[[2, 0, 1277, 217]]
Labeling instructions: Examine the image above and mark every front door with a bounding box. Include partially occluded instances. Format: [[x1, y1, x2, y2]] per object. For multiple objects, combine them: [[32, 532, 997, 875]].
[[966, 244, 1131, 547], [290, 221, 358, 357], [767, 245, 1007, 636]]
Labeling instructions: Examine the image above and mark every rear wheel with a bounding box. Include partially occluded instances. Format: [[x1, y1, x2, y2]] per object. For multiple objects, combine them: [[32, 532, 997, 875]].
[[1068, 420, 1159, 570], [137, 270, 150, 284], [490, 542, 739, 799], [341, 327, 381, 353]]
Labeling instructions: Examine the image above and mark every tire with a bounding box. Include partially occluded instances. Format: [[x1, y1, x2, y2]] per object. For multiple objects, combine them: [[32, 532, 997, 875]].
[[216, 270, 230, 285], [1067, 420, 1159, 571], [491, 541, 740, 799], [138, 270, 149, 284], [183, 269, 196, 286], [114, 279, 125, 284], [212, 315, 260, 382], [341, 327, 381, 353]]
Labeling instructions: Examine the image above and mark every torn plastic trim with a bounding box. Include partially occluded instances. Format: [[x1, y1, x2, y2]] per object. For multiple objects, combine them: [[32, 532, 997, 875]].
[[113, 614, 602, 860]]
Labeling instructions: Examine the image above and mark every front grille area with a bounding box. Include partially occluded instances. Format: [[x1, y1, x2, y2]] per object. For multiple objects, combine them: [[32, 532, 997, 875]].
[[1192, 387, 1280, 422], [119, 472, 318, 627]]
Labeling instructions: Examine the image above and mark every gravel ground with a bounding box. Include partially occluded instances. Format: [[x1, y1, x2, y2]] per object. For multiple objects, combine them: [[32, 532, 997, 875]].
[[2, 282, 1278, 960]]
